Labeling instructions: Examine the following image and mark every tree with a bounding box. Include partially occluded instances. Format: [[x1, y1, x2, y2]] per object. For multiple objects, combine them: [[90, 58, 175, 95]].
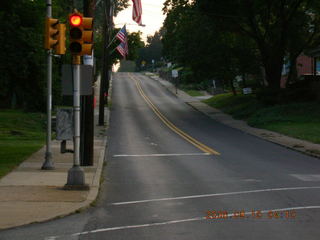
[[197, 0, 320, 89], [138, 31, 163, 69], [0, 0, 76, 110], [0, 0, 46, 110], [162, 0, 259, 91]]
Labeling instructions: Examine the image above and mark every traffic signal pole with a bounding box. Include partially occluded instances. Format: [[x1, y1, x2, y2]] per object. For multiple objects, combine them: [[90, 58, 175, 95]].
[[73, 56, 81, 168], [65, 56, 88, 189], [65, 12, 93, 189], [42, 0, 54, 170]]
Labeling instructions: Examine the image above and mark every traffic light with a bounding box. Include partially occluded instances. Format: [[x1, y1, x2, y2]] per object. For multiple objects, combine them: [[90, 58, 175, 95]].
[[44, 17, 59, 50], [69, 13, 93, 56], [55, 24, 66, 55]]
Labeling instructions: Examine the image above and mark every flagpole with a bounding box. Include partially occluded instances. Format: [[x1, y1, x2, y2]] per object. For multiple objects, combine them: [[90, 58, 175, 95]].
[[107, 34, 118, 49], [109, 46, 117, 55], [107, 24, 126, 49]]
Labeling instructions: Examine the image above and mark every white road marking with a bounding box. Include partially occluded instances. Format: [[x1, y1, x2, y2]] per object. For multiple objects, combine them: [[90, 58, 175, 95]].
[[45, 206, 320, 239], [110, 186, 320, 205], [290, 174, 320, 181], [113, 153, 211, 157]]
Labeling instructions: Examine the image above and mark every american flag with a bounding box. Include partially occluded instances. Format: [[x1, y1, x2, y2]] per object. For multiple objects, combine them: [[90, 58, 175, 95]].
[[132, 0, 142, 25], [116, 25, 127, 43], [116, 41, 128, 58]]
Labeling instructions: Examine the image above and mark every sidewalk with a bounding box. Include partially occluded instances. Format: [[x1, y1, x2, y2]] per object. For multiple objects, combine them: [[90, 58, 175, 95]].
[[0, 75, 109, 230], [146, 73, 320, 159]]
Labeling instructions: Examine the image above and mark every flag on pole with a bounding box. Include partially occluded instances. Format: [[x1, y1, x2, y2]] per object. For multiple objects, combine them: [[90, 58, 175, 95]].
[[132, 0, 142, 25], [115, 24, 129, 58], [116, 25, 127, 43], [116, 41, 128, 58]]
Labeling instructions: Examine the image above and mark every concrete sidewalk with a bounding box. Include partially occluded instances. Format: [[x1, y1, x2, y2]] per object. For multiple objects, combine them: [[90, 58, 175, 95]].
[[0, 72, 110, 230], [146, 72, 320, 159], [0, 108, 108, 230]]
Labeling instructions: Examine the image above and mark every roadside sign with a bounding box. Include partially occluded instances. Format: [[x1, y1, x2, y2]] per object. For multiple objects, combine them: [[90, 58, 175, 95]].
[[243, 87, 252, 95], [172, 69, 178, 78], [83, 54, 94, 66]]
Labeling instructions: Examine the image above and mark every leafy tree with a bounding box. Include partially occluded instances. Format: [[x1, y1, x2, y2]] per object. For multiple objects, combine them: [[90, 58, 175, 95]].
[[0, 0, 75, 110], [0, 0, 46, 110], [137, 31, 163, 69], [162, 0, 259, 91], [197, 0, 320, 89]]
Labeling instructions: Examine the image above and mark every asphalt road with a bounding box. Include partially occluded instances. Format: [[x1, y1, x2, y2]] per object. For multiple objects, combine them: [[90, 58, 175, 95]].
[[2, 72, 320, 240]]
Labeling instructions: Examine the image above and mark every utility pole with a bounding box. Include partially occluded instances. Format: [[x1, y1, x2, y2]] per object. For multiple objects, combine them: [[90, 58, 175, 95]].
[[107, 1, 114, 105], [42, 0, 55, 170], [80, 0, 95, 166], [99, 0, 111, 125]]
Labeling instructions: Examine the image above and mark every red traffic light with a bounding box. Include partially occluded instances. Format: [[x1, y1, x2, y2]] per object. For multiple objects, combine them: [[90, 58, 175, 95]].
[[69, 14, 82, 27]]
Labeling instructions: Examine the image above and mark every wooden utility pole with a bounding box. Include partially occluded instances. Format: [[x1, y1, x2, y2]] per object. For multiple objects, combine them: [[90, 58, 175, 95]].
[[80, 0, 95, 166], [99, 0, 113, 125]]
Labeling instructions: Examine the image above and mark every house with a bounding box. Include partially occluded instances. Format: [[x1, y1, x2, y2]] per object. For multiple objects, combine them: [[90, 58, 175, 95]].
[[281, 54, 319, 88]]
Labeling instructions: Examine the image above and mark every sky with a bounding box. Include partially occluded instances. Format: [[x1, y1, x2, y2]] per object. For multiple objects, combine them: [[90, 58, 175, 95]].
[[114, 0, 166, 41]]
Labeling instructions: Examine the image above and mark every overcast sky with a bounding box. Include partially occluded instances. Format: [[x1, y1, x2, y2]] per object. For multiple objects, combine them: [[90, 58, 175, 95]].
[[114, 0, 166, 41]]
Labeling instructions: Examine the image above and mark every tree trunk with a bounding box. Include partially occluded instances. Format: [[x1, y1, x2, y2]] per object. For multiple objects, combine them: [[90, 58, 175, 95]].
[[230, 78, 237, 96], [263, 55, 284, 89], [242, 73, 247, 88], [287, 55, 298, 84]]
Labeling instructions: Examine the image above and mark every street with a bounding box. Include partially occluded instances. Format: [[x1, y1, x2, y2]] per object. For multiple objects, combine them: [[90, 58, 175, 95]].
[[2, 72, 320, 240]]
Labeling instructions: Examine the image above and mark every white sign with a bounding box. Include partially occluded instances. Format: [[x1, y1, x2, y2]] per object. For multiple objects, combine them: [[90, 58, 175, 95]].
[[172, 70, 178, 78], [83, 54, 94, 66], [212, 80, 216, 89], [167, 62, 172, 68], [243, 87, 252, 95]]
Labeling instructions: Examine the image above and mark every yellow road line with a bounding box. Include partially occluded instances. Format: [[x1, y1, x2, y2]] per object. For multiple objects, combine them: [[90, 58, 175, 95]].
[[129, 73, 220, 155]]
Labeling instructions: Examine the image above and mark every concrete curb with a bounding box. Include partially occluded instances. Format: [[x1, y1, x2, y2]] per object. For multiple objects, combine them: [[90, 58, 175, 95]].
[[145, 72, 320, 159]]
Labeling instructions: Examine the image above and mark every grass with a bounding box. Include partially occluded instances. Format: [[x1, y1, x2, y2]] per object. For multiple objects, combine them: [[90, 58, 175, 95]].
[[203, 93, 264, 120], [184, 90, 205, 97], [248, 103, 320, 143], [0, 109, 46, 178], [203, 93, 320, 144]]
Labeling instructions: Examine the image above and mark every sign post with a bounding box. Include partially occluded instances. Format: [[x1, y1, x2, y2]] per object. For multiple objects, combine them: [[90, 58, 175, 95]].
[[172, 69, 179, 94]]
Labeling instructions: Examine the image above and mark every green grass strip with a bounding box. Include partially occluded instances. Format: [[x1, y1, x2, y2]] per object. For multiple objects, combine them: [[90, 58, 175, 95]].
[[0, 110, 46, 178], [203, 93, 320, 144], [184, 90, 205, 97]]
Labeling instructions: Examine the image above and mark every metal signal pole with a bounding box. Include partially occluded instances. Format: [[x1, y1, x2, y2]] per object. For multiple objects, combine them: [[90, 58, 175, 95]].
[[42, 0, 54, 170], [65, 56, 87, 189]]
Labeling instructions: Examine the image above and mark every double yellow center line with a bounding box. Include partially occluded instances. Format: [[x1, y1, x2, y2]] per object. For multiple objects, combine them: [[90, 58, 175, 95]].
[[129, 73, 220, 156]]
